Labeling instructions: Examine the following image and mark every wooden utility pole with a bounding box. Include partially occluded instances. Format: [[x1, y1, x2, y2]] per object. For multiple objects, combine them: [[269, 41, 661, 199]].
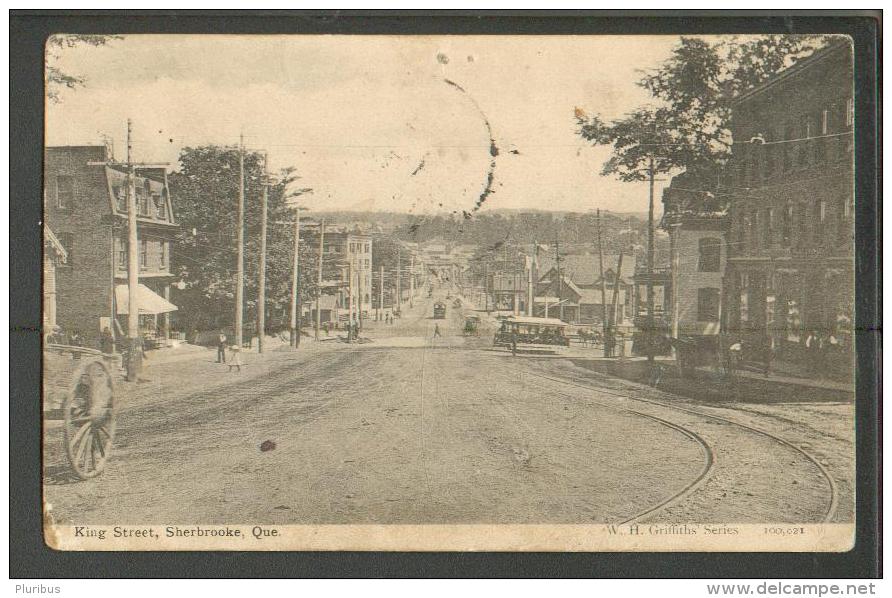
[[483, 259, 489, 313], [409, 254, 415, 308], [526, 246, 534, 316], [597, 209, 609, 357], [357, 252, 364, 331], [555, 237, 564, 322], [256, 153, 269, 354], [315, 219, 324, 341], [646, 154, 656, 364], [233, 135, 246, 355], [125, 119, 141, 381], [396, 247, 401, 313], [347, 257, 354, 340], [610, 250, 624, 342], [290, 207, 302, 348], [379, 265, 385, 319]]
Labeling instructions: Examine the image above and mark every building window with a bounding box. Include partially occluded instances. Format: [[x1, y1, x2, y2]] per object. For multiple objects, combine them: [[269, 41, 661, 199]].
[[839, 198, 852, 244], [140, 239, 148, 268], [760, 209, 771, 247], [118, 249, 127, 268], [782, 125, 795, 172], [698, 237, 721, 272], [55, 175, 75, 209], [782, 205, 793, 246], [698, 288, 720, 322], [822, 109, 829, 135], [766, 208, 775, 246], [160, 241, 167, 267], [846, 97, 854, 128], [798, 204, 808, 241], [814, 202, 825, 243], [138, 192, 149, 216], [58, 233, 74, 266]]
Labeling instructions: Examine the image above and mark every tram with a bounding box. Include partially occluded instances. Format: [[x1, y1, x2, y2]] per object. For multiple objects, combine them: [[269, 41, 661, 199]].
[[493, 316, 570, 354], [433, 301, 447, 319]]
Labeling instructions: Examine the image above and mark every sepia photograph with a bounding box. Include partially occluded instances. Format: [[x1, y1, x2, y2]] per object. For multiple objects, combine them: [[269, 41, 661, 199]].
[[39, 31, 858, 552]]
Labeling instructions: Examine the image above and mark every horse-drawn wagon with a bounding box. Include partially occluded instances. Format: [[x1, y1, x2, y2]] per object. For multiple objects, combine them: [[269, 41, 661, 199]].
[[44, 344, 118, 479]]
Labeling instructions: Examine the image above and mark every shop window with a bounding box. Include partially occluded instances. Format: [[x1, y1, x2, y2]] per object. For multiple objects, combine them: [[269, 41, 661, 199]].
[[697, 288, 720, 322], [782, 205, 793, 246], [55, 175, 75, 209]]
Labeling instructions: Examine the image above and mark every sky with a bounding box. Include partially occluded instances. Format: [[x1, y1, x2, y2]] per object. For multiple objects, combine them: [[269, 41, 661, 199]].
[[46, 34, 693, 215]]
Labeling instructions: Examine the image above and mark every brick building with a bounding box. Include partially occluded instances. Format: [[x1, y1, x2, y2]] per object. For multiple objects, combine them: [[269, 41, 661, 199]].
[[300, 226, 373, 324], [44, 145, 179, 348], [720, 41, 854, 371]]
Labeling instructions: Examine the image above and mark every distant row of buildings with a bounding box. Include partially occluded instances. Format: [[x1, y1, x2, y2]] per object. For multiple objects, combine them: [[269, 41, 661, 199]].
[[466, 42, 853, 377]]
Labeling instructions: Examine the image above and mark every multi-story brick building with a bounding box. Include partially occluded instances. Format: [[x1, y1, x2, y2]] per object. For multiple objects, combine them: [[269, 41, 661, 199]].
[[721, 41, 854, 371], [300, 225, 373, 323], [44, 145, 179, 348]]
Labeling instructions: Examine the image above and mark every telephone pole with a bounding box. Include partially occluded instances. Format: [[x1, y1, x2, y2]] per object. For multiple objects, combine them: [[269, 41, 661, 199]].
[[347, 257, 354, 340], [409, 254, 415, 308], [555, 237, 564, 322], [125, 119, 141, 381], [527, 244, 534, 316], [379, 265, 385, 319], [396, 247, 402, 313], [290, 206, 302, 348], [256, 152, 269, 354], [597, 209, 609, 357], [610, 250, 624, 350], [357, 253, 364, 332], [234, 134, 246, 354], [315, 219, 325, 341], [646, 154, 656, 364]]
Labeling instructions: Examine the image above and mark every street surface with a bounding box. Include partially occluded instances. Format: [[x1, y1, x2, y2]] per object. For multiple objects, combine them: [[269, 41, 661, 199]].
[[43, 286, 854, 525]]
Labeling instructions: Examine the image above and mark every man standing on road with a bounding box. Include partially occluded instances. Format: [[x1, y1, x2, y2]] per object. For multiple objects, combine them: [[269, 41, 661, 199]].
[[217, 331, 227, 363], [433, 323, 442, 338]]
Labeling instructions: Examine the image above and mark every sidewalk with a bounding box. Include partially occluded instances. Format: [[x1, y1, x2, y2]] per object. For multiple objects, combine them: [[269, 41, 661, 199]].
[[565, 354, 854, 405]]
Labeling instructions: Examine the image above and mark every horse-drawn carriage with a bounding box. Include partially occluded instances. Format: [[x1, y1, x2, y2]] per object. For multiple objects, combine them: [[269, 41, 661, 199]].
[[44, 344, 118, 479]]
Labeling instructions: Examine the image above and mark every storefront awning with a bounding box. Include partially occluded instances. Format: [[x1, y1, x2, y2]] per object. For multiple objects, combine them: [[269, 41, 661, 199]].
[[115, 284, 178, 315]]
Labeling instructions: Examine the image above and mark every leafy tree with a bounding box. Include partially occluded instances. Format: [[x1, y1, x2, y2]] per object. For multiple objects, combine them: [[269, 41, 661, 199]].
[[573, 34, 828, 358], [577, 35, 827, 187], [168, 145, 301, 333], [45, 34, 120, 103]]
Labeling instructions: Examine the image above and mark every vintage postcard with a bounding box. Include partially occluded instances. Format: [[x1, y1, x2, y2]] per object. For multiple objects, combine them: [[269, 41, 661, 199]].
[[42, 33, 856, 551]]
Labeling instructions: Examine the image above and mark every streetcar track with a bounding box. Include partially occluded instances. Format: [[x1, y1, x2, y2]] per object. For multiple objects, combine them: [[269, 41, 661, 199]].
[[508, 363, 839, 523], [428, 345, 716, 524], [488, 359, 716, 524]]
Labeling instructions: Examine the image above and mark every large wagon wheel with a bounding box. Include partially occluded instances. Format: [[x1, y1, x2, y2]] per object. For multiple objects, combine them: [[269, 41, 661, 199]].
[[62, 359, 116, 479]]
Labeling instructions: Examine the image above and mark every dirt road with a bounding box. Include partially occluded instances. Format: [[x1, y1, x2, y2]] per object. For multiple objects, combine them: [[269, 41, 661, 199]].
[[43, 289, 853, 525]]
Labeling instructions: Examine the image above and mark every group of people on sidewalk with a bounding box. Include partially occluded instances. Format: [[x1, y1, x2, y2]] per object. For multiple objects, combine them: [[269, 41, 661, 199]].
[[215, 332, 242, 372]]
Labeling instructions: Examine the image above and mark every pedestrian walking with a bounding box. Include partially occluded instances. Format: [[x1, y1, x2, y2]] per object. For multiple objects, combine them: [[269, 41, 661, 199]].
[[100, 327, 115, 354], [227, 346, 242, 372], [217, 331, 227, 363], [804, 329, 819, 373], [433, 323, 442, 338]]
